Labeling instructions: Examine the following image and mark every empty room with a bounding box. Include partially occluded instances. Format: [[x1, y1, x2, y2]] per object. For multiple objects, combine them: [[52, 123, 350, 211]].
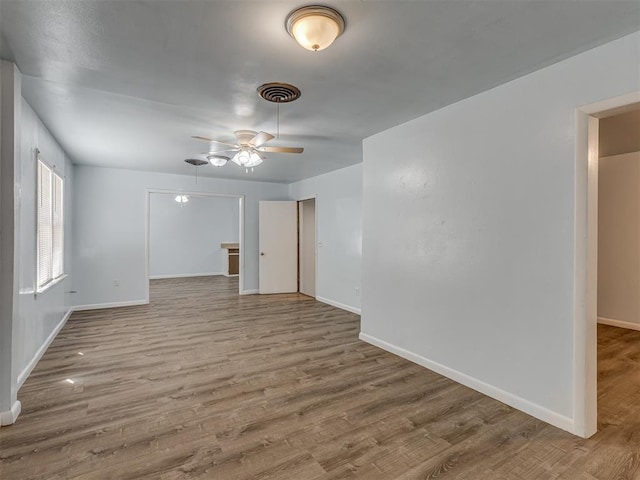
[[1, 1, 639, 479]]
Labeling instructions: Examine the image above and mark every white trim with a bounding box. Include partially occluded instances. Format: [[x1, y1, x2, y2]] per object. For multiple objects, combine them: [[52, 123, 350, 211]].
[[359, 332, 575, 434], [17, 308, 73, 388], [239, 196, 245, 293], [290, 193, 319, 301], [598, 316, 640, 332], [240, 289, 259, 295], [316, 295, 361, 315], [35, 273, 67, 296], [149, 272, 224, 280], [147, 189, 242, 199], [573, 110, 599, 438], [0, 400, 21, 427], [580, 91, 640, 115], [73, 299, 149, 311]]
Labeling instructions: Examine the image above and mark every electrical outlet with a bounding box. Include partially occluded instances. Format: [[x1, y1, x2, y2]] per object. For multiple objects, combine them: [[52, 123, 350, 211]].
[[355, 287, 360, 296]]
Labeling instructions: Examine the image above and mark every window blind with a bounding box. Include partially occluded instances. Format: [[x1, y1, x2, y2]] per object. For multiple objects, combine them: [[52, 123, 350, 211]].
[[37, 157, 64, 291], [52, 172, 64, 279], [37, 160, 53, 288]]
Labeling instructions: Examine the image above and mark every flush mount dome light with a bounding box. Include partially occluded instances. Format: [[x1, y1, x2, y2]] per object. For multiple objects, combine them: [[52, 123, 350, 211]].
[[285, 5, 345, 52], [207, 155, 229, 167], [175, 195, 189, 204]]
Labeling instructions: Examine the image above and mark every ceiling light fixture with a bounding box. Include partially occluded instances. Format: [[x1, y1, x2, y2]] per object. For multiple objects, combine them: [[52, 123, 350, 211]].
[[232, 149, 252, 167], [208, 155, 229, 167], [175, 194, 189, 204], [192, 126, 302, 171], [285, 5, 345, 52]]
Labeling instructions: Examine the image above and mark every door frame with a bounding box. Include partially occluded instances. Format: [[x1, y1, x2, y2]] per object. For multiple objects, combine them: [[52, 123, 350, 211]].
[[297, 196, 318, 298], [145, 189, 245, 297], [574, 91, 640, 438]]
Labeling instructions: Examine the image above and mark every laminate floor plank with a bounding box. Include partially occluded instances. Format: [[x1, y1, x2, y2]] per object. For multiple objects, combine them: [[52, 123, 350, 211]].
[[1, 276, 640, 479]]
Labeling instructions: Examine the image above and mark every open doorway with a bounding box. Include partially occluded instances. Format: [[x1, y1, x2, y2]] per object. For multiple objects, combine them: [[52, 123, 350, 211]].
[[595, 105, 640, 433], [146, 190, 244, 295], [298, 198, 316, 298], [575, 93, 640, 438], [597, 107, 640, 331]]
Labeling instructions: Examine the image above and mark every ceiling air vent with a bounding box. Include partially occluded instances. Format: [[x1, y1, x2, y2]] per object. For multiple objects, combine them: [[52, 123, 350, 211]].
[[257, 82, 301, 103]]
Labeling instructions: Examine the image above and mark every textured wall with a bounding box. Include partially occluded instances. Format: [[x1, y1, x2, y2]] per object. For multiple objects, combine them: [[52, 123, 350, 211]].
[[361, 32, 640, 432]]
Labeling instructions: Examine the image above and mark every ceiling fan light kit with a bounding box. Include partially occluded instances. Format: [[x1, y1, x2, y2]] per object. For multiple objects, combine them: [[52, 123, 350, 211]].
[[207, 155, 229, 167], [191, 86, 304, 172], [232, 149, 263, 168], [285, 5, 345, 51]]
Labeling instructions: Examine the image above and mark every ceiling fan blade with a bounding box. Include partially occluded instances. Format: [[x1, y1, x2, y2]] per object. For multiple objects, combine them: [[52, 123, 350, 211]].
[[258, 146, 304, 154], [192, 136, 239, 148], [249, 131, 275, 148], [200, 148, 239, 155]]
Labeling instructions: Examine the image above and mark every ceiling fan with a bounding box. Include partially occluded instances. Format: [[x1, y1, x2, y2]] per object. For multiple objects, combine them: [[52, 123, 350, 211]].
[[192, 130, 303, 169]]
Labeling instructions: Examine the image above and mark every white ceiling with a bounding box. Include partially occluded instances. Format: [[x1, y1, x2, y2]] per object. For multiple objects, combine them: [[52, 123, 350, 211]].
[[1, 1, 639, 183]]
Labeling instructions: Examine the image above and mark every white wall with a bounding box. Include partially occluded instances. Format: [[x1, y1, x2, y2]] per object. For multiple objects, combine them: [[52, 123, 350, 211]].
[[1, 61, 74, 425], [149, 193, 239, 278], [0, 60, 20, 422], [289, 164, 362, 314], [16, 99, 75, 383], [72, 166, 288, 306], [598, 152, 640, 329], [361, 32, 640, 435]]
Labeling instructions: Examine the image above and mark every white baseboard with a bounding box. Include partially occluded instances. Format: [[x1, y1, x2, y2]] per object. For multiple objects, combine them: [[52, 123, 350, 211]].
[[240, 289, 259, 295], [598, 316, 640, 331], [0, 400, 21, 427], [73, 299, 149, 311], [149, 272, 224, 279], [358, 332, 575, 435], [316, 296, 361, 315], [17, 308, 74, 389]]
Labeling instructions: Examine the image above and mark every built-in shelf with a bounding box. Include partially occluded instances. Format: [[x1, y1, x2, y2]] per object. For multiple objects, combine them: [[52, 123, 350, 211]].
[[221, 243, 239, 276]]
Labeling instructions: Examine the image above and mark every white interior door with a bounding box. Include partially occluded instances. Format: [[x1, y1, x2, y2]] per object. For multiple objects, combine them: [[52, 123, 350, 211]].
[[259, 201, 298, 294]]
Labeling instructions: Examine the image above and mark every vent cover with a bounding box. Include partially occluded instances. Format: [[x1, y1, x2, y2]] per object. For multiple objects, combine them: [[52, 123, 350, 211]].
[[184, 158, 208, 166], [257, 82, 301, 103]]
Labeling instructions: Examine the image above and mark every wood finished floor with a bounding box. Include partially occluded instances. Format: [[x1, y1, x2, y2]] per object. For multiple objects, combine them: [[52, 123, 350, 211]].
[[1, 276, 639, 480]]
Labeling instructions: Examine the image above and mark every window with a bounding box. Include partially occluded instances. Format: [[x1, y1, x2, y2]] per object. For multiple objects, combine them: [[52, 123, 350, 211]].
[[37, 157, 64, 292]]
